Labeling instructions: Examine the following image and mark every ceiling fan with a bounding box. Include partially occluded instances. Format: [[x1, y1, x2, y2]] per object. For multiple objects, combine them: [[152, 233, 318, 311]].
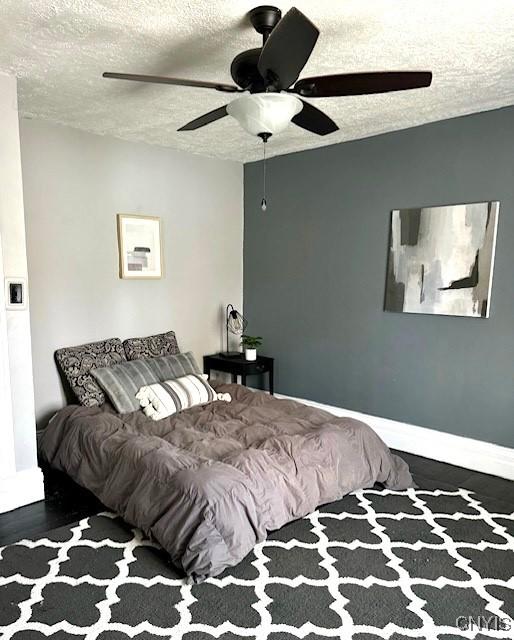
[[104, 6, 432, 210], [103, 5, 432, 140]]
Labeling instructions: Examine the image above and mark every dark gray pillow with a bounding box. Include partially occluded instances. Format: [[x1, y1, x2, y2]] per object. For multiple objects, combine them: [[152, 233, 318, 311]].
[[91, 351, 201, 413], [123, 330, 180, 361], [55, 338, 126, 407]]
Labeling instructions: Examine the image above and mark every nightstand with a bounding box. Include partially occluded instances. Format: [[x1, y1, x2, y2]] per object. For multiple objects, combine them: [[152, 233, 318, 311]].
[[203, 353, 274, 395]]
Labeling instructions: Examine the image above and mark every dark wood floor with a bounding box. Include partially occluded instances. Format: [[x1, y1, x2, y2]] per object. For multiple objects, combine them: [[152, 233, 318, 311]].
[[0, 451, 512, 547]]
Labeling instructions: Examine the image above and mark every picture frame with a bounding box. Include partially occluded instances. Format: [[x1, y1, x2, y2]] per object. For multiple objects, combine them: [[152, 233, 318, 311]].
[[117, 214, 163, 279], [384, 201, 499, 318]]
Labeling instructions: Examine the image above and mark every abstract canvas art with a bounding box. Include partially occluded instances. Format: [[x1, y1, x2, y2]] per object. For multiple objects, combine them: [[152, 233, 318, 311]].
[[117, 214, 162, 279], [385, 202, 499, 318]]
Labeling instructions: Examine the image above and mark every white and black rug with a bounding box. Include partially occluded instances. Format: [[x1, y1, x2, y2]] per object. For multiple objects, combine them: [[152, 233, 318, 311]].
[[1, 488, 513, 640]]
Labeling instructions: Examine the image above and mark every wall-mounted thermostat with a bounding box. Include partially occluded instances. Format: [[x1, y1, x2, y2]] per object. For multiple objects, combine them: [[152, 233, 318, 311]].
[[5, 278, 27, 310]]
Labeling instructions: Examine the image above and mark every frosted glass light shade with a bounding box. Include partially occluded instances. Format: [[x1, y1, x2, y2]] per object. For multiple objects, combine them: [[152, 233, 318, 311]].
[[227, 93, 302, 136]]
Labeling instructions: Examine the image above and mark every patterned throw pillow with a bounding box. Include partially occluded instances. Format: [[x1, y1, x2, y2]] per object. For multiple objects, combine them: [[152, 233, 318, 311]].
[[55, 338, 126, 407], [136, 374, 230, 421], [123, 330, 180, 361], [91, 351, 201, 414]]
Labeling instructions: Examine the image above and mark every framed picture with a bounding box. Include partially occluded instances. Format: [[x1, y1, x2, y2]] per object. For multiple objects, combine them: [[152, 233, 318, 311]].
[[384, 201, 499, 318], [117, 214, 163, 279]]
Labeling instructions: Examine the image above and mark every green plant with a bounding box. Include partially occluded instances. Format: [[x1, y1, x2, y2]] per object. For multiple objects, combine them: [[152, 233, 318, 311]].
[[241, 334, 263, 349]]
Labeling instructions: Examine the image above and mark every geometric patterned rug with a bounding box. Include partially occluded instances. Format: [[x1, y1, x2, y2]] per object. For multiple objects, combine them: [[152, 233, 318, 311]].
[[1, 488, 513, 640]]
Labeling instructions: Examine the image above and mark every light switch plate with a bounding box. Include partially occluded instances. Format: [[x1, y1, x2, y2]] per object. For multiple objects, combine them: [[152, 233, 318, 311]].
[[5, 277, 27, 310]]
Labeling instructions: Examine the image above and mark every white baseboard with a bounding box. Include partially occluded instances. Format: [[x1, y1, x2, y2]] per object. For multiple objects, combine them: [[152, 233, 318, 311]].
[[0, 466, 45, 514], [275, 393, 514, 481]]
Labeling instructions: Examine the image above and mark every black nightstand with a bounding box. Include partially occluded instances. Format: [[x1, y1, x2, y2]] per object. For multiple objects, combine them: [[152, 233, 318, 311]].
[[204, 353, 274, 395]]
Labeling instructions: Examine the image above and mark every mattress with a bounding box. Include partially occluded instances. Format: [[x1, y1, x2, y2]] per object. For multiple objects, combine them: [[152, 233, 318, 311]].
[[39, 382, 413, 581]]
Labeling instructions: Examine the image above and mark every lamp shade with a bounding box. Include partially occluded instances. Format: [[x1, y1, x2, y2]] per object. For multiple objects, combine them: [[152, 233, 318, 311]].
[[227, 93, 302, 137], [227, 307, 246, 335]]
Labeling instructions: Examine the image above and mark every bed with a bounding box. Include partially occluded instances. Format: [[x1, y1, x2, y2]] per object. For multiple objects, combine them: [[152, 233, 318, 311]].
[[39, 375, 413, 582]]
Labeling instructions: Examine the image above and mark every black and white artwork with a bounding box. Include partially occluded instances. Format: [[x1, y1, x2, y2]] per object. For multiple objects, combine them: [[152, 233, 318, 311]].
[[117, 214, 162, 279], [385, 202, 499, 318]]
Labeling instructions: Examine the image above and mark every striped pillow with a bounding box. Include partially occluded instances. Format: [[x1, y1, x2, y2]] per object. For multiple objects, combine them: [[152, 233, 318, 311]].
[[91, 351, 201, 413], [136, 374, 220, 421]]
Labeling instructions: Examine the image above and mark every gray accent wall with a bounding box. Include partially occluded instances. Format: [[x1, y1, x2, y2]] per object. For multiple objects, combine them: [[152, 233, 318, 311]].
[[20, 119, 243, 427], [244, 106, 514, 449]]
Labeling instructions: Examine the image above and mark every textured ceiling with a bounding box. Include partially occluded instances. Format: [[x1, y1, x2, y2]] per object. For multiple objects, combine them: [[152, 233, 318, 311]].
[[1, 1, 514, 163]]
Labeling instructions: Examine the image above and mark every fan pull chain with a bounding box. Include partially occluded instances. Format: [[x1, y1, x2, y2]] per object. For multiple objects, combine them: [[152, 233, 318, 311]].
[[261, 137, 267, 212]]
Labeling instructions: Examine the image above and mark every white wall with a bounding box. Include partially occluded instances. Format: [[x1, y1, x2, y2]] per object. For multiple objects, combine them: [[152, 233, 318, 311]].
[[0, 74, 38, 472], [19, 119, 243, 426], [0, 73, 43, 513], [0, 237, 16, 478]]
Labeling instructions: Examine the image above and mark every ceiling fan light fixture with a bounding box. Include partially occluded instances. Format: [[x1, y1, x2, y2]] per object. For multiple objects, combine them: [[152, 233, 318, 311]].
[[227, 93, 302, 137]]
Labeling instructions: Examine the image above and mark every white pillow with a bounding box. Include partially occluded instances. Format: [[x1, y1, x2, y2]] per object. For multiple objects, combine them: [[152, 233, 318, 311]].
[[136, 373, 231, 421]]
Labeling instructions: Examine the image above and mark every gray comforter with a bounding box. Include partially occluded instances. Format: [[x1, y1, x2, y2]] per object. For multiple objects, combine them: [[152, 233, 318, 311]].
[[39, 383, 413, 581]]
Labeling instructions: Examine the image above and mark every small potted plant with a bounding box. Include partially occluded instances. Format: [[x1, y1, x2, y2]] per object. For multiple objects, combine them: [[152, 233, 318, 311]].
[[241, 335, 262, 361]]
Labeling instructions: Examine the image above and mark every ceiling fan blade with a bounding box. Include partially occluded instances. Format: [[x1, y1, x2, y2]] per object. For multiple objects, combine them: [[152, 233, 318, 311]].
[[292, 71, 432, 98], [257, 7, 319, 90], [292, 100, 338, 136], [103, 72, 241, 93], [178, 105, 228, 131]]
